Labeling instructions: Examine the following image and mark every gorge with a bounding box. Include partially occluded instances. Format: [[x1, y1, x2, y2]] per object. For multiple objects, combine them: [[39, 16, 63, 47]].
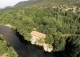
[[0, 25, 54, 57]]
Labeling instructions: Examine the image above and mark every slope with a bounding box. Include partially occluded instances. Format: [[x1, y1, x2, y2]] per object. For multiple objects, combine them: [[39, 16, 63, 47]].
[[14, 0, 80, 7]]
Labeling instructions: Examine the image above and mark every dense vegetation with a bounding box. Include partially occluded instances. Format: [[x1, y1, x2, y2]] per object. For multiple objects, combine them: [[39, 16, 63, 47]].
[[0, 35, 18, 57], [14, 0, 80, 7], [0, 7, 80, 40], [14, 0, 41, 7], [64, 35, 80, 57], [0, 0, 80, 57]]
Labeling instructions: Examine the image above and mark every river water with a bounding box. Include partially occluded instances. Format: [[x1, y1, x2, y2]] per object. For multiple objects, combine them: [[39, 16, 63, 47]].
[[0, 26, 54, 57]]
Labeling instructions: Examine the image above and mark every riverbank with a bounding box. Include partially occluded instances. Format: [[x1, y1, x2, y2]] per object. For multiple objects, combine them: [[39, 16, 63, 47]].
[[0, 25, 54, 57]]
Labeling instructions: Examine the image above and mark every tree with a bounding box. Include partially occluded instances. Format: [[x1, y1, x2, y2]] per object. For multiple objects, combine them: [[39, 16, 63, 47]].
[[65, 35, 80, 57], [7, 47, 18, 57], [53, 37, 66, 51], [46, 34, 54, 44]]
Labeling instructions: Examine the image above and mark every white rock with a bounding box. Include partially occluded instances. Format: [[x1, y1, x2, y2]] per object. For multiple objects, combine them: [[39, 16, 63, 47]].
[[47, 48, 53, 52], [5, 24, 12, 28]]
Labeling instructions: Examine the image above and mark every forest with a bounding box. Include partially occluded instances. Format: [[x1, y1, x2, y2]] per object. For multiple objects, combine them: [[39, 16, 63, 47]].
[[0, 5, 80, 57]]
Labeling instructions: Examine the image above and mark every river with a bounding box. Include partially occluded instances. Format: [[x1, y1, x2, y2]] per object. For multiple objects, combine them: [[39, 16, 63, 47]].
[[0, 26, 54, 57]]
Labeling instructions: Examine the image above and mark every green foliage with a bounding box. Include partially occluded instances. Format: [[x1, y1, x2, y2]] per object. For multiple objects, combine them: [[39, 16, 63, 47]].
[[0, 7, 80, 42], [65, 35, 80, 57], [46, 34, 54, 44], [0, 0, 79, 57], [7, 47, 18, 57], [0, 6, 80, 57], [38, 37, 44, 43], [53, 37, 66, 51], [0, 35, 18, 57], [0, 36, 8, 55]]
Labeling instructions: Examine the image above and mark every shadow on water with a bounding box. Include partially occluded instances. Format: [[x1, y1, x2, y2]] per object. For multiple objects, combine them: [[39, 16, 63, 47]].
[[16, 30, 44, 50], [0, 26, 54, 57]]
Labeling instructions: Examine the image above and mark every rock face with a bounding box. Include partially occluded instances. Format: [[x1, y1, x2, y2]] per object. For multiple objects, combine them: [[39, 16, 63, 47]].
[[30, 31, 53, 52], [5, 24, 13, 28], [30, 31, 46, 45], [30, 38, 53, 52], [43, 43, 53, 52]]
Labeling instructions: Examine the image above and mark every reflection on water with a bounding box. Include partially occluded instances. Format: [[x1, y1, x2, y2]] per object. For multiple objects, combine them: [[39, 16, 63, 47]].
[[0, 26, 54, 57]]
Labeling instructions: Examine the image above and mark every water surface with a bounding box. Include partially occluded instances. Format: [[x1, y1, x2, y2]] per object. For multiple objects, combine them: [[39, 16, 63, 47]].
[[0, 26, 54, 57]]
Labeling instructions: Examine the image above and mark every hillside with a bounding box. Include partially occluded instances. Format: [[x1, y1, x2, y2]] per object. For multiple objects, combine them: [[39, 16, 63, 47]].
[[14, 0, 41, 7], [0, 0, 80, 57], [14, 0, 80, 7], [0, 6, 80, 57], [0, 8, 2, 10]]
